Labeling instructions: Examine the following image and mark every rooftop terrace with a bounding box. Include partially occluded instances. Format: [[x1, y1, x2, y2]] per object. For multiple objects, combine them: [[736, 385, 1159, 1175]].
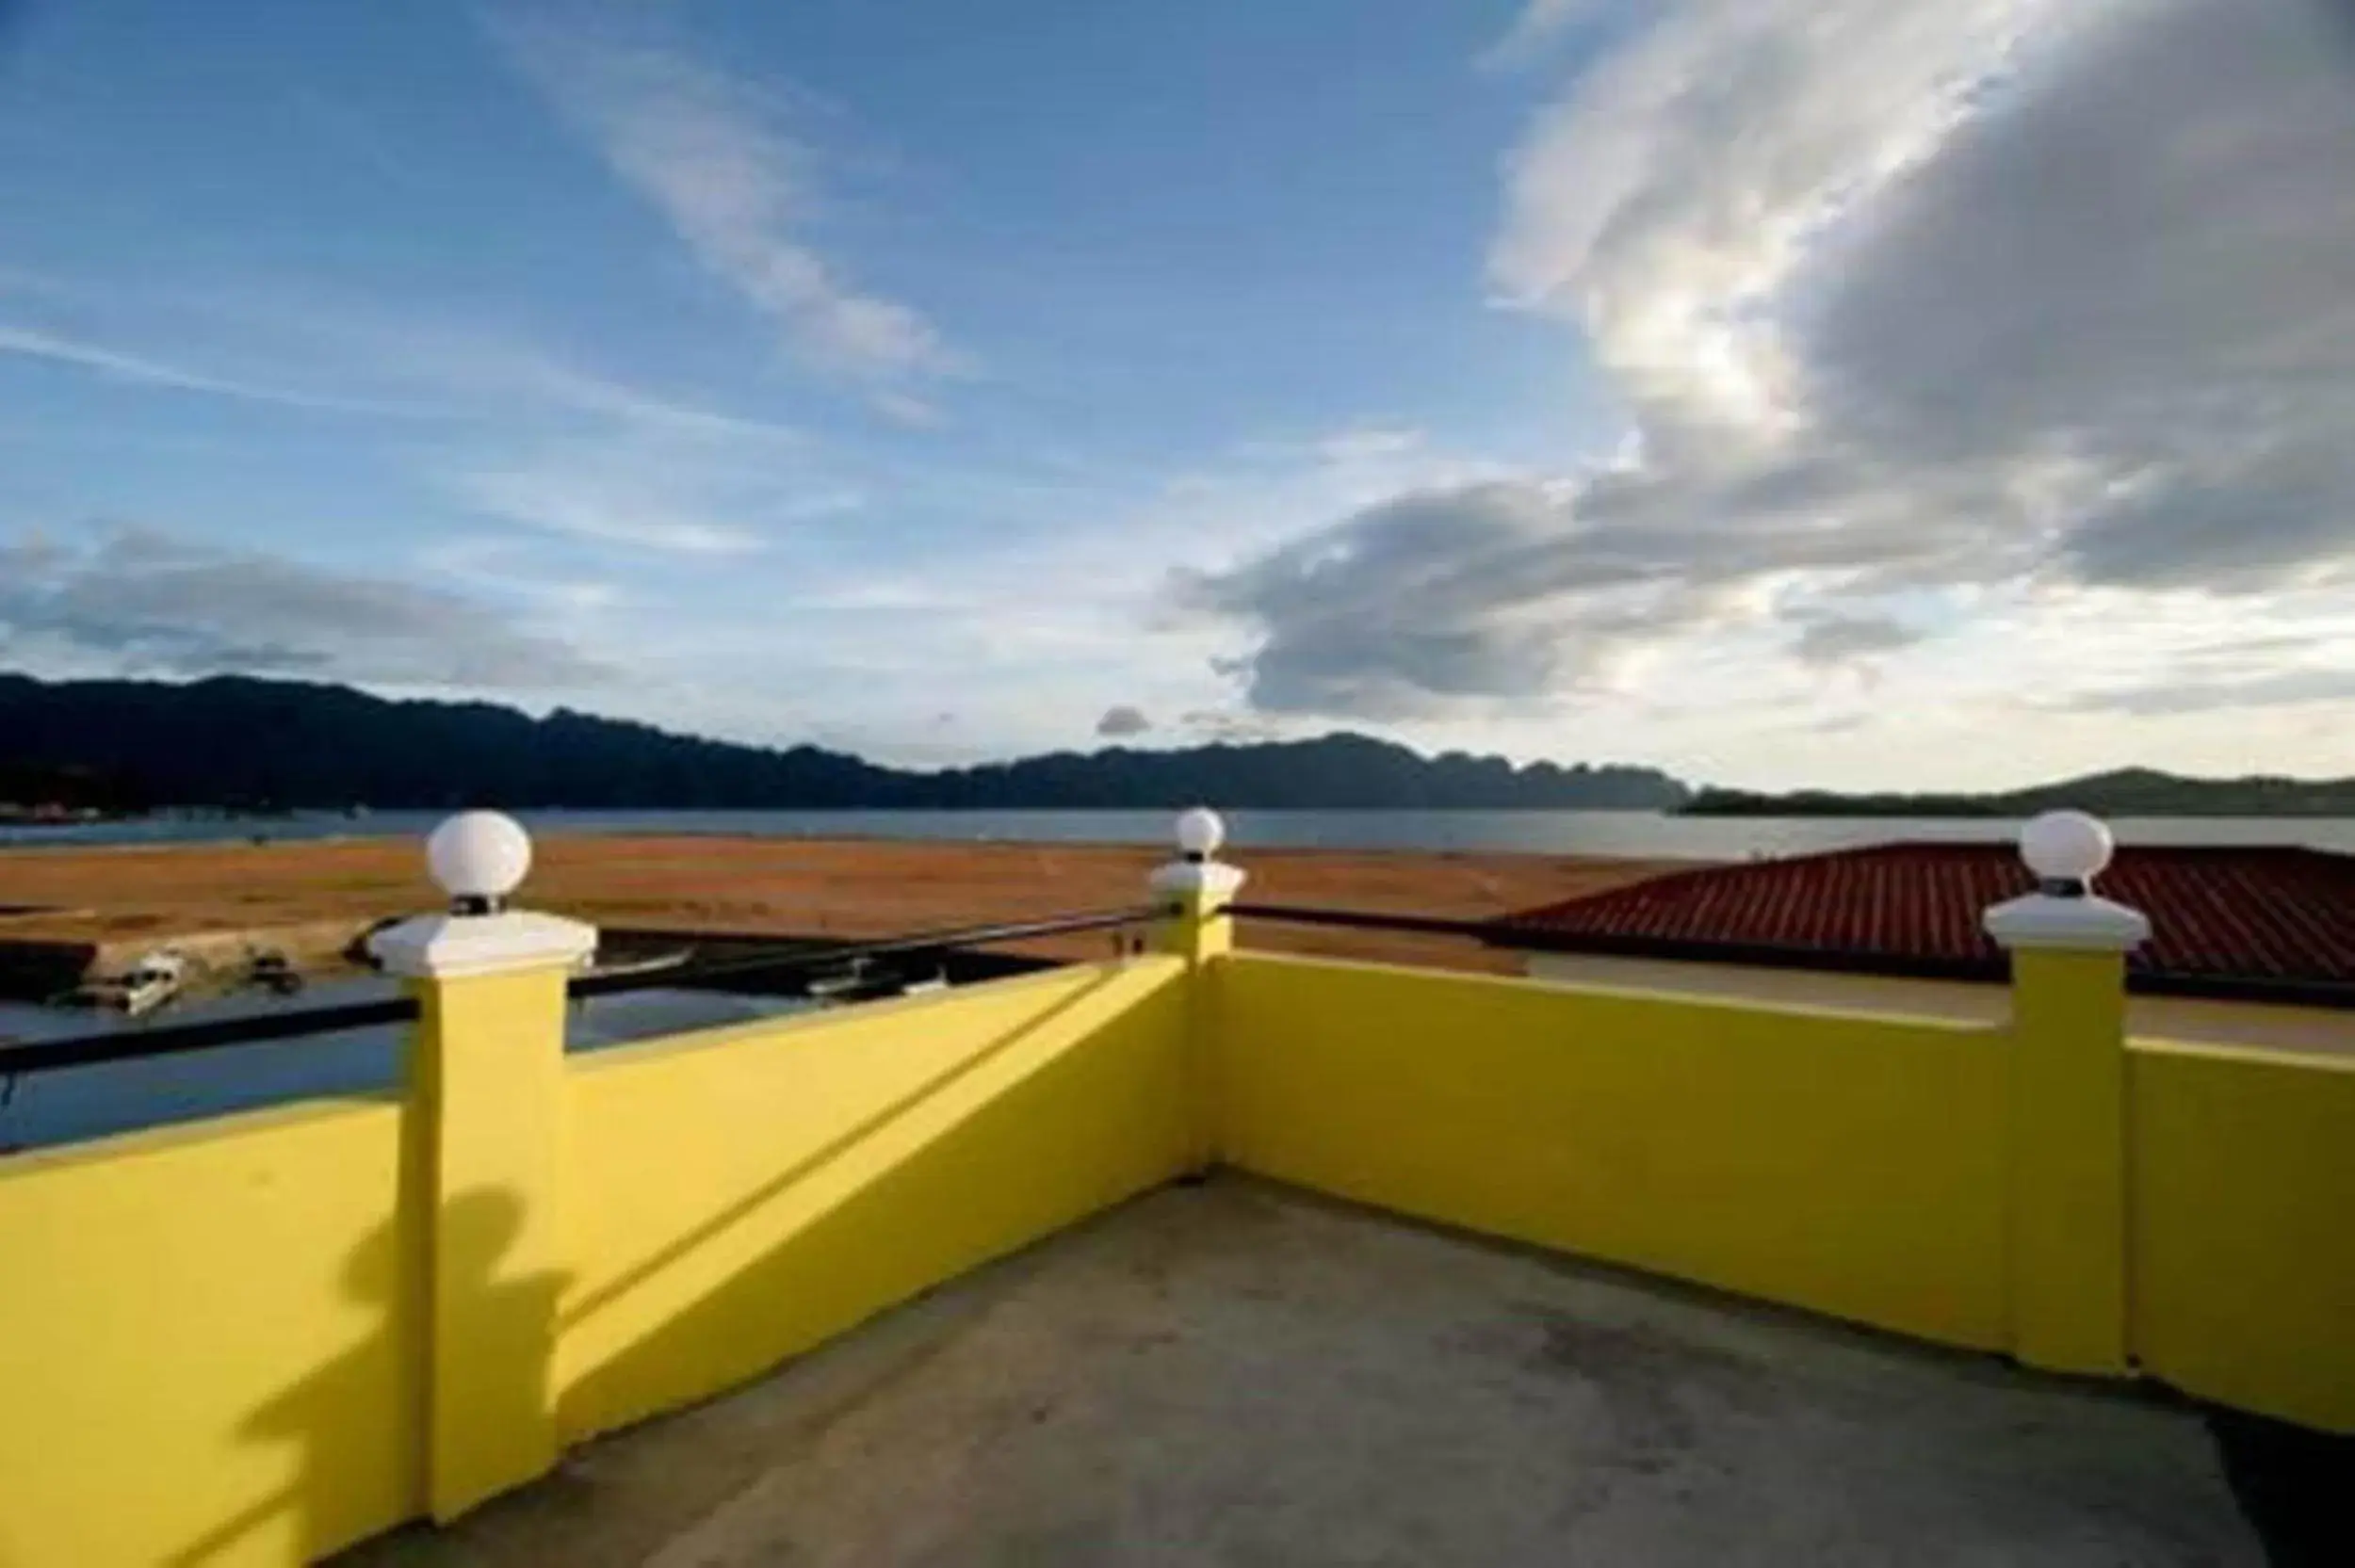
[[346, 1176, 2262, 1567], [1, 808, 2347, 1565]]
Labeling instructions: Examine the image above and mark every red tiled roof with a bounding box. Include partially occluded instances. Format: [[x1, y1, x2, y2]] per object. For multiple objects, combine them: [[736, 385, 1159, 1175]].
[[1491, 842, 2355, 994]]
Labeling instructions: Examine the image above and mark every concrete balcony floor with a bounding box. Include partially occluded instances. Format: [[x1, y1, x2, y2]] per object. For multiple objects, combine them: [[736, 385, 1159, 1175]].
[[345, 1178, 2262, 1567]]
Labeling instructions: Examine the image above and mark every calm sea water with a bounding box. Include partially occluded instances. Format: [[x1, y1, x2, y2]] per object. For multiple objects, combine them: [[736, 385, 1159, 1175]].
[[8, 807, 2355, 857], [0, 978, 808, 1154]]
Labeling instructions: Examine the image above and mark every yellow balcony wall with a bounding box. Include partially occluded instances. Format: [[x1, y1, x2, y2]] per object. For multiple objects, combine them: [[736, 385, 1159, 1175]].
[[555, 956, 1194, 1441], [1212, 953, 2010, 1350], [2128, 1040, 2355, 1431], [0, 1096, 424, 1568]]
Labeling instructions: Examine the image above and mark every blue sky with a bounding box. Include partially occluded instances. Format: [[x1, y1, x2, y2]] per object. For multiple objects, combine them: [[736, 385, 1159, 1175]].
[[4, 1, 2353, 788]]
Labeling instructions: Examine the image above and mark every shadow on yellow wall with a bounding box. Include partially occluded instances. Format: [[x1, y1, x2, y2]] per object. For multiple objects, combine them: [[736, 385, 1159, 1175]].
[[561, 969, 1117, 1340], [0, 1095, 421, 1568], [557, 960, 1193, 1441], [168, 1191, 562, 1568]]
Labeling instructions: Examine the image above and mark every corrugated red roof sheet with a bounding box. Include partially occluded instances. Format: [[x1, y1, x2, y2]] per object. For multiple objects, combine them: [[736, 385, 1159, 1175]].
[[1490, 843, 2355, 995]]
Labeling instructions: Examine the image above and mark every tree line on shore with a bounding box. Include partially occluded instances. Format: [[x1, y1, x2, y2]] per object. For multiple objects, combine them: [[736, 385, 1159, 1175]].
[[0, 673, 1687, 813], [1684, 770, 2355, 817]]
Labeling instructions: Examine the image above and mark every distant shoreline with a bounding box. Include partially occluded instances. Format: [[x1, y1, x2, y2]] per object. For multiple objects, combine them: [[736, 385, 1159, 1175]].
[[1680, 801, 2355, 818], [0, 810, 117, 829], [1681, 778, 2355, 817]]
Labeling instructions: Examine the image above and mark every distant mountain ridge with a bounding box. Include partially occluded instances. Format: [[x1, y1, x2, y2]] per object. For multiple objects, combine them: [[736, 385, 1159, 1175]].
[[0, 674, 1689, 812], [1683, 768, 2355, 818]]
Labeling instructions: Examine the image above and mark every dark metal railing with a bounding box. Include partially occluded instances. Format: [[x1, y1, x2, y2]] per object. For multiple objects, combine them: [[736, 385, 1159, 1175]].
[[568, 906, 1164, 996], [0, 996, 420, 1077], [1223, 902, 1501, 941], [0, 905, 1168, 1081]]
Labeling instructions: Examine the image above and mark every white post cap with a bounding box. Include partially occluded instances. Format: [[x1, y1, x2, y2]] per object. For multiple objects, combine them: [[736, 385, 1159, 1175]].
[[1174, 805, 1226, 861], [2021, 809, 2111, 887], [1983, 810, 2150, 953], [428, 810, 533, 910], [369, 811, 596, 978], [1152, 806, 1244, 898]]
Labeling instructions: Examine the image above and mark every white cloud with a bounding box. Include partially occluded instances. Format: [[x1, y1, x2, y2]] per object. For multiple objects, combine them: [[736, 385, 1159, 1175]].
[[1178, 481, 1671, 718], [370, 326, 809, 445], [0, 526, 609, 688], [2062, 667, 2355, 719], [0, 282, 811, 447], [1492, 0, 2066, 438], [1802, 0, 2355, 591], [786, 580, 964, 615], [1483, 0, 1617, 67], [0, 323, 417, 416], [1789, 612, 1923, 670], [1188, 0, 2355, 752], [1307, 427, 1428, 465], [417, 536, 622, 617], [454, 461, 768, 556], [492, 10, 959, 394], [1180, 709, 1289, 745]]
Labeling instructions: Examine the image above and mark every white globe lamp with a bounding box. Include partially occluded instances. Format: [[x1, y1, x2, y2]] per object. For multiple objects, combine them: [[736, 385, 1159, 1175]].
[[1174, 806, 1226, 863], [427, 810, 533, 914], [2019, 809, 2111, 895]]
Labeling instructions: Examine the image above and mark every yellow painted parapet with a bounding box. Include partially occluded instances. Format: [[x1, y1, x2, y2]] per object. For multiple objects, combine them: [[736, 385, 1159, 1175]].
[[556, 956, 1192, 1440], [2129, 1041, 2355, 1432], [1213, 952, 2013, 1350], [0, 1097, 424, 1568]]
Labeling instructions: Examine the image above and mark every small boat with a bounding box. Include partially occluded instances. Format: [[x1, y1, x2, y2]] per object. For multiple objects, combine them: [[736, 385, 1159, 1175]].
[[808, 962, 950, 1005], [582, 947, 692, 982], [119, 950, 188, 1016], [80, 950, 189, 1016], [249, 951, 304, 996], [804, 962, 875, 1002]]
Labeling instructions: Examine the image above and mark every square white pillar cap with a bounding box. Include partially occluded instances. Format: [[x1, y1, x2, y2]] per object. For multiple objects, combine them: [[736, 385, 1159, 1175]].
[[369, 910, 598, 979], [1983, 894, 2150, 953], [1149, 807, 1245, 899], [370, 810, 597, 978], [1149, 859, 1246, 899]]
